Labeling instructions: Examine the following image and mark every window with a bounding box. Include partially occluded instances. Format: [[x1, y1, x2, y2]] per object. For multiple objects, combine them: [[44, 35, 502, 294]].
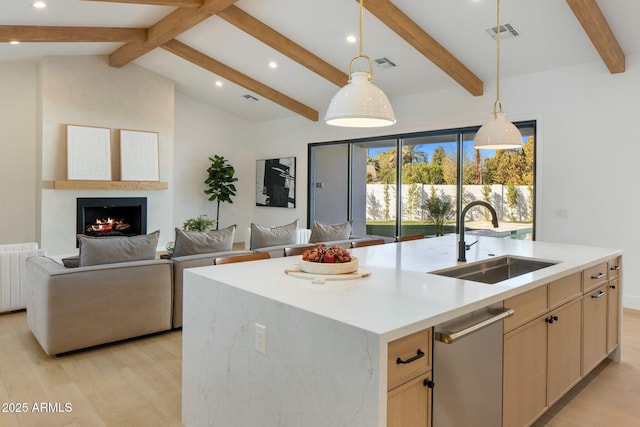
[[308, 122, 536, 240]]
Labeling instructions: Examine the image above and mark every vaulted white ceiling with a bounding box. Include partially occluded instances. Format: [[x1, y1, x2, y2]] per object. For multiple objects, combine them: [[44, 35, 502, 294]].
[[1, 0, 638, 123]]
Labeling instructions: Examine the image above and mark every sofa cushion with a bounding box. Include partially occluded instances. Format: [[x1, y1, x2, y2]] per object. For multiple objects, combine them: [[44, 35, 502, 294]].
[[173, 225, 236, 257], [309, 221, 352, 243], [250, 220, 298, 250], [77, 231, 160, 267]]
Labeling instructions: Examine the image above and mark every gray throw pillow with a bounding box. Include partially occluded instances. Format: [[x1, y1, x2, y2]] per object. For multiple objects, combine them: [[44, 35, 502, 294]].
[[309, 221, 352, 243], [78, 230, 160, 267], [172, 225, 236, 257], [250, 220, 298, 250]]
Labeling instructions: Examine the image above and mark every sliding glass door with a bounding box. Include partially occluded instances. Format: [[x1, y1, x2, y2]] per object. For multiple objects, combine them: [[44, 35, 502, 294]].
[[308, 121, 536, 241]]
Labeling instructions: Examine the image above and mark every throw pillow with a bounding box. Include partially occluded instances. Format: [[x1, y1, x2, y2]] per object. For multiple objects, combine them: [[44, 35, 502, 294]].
[[309, 221, 352, 243], [172, 225, 236, 257], [77, 230, 160, 267], [61, 256, 79, 268], [250, 219, 298, 250]]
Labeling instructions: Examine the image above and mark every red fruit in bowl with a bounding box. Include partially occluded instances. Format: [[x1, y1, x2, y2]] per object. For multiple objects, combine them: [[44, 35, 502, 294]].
[[322, 253, 336, 263]]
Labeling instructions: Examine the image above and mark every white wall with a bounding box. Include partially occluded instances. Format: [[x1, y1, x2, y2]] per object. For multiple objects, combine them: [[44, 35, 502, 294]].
[[173, 92, 252, 234], [38, 56, 175, 254], [0, 61, 37, 244]]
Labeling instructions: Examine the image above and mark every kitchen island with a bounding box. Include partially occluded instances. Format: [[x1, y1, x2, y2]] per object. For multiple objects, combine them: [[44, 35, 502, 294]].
[[181, 235, 622, 427]]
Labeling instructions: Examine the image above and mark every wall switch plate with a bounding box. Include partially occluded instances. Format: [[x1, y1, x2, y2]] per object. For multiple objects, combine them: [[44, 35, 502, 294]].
[[255, 323, 267, 355], [553, 208, 568, 219]]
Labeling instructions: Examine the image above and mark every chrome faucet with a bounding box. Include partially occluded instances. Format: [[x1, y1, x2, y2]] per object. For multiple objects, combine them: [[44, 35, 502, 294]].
[[458, 201, 499, 262]]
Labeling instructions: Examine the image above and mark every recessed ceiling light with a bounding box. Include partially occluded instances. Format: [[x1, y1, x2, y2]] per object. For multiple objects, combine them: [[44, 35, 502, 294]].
[[9, 41, 20, 45], [215, 81, 223, 87], [268, 61, 278, 69], [346, 35, 357, 44], [32, 1, 47, 9]]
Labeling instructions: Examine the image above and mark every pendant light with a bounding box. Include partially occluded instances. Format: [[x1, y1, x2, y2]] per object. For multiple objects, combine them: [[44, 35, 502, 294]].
[[325, 0, 396, 127], [473, 0, 523, 149]]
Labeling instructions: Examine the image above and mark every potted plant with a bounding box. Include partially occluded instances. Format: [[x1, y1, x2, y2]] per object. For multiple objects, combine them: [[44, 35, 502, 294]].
[[204, 155, 238, 230], [182, 214, 217, 232]]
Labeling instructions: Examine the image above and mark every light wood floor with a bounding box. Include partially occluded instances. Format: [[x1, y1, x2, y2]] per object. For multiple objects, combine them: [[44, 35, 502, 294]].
[[0, 309, 638, 426]]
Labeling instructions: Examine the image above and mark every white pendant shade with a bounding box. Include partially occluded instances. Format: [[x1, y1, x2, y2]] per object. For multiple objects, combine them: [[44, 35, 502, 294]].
[[473, 112, 523, 149], [325, 72, 396, 128]]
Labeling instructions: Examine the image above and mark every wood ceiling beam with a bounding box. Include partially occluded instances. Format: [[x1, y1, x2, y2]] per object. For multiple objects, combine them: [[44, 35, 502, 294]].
[[162, 39, 318, 121], [109, 0, 239, 68], [218, 6, 348, 87], [565, 0, 625, 74], [84, 0, 203, 6], [0, 25, 146, 42], [360, 0, 483, 96]]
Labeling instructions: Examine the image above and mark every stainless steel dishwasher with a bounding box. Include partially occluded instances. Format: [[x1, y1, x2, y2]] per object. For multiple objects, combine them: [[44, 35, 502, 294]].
[[432, 302, 514, 427]]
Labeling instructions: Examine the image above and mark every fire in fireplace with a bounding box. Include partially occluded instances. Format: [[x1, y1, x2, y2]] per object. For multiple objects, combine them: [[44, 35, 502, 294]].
[[76, 197, 147, 245]]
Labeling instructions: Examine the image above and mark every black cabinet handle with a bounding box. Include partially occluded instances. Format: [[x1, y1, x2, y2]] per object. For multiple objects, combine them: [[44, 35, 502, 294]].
[[609, 284, 616, 289], [610, 265, 621, 271], [545, 315, 559, 324], [591, 273, 605, 280], [423, 379, 435, 389], [591, 290, 606, 299], [397, 349, 425, 364]]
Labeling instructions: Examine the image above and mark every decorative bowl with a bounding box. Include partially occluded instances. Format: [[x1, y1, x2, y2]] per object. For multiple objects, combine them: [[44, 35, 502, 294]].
[[299, 257, 359, 275]]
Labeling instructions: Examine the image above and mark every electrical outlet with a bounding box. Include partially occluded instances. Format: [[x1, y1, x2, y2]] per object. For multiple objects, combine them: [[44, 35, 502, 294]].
[[255, 323, 267, 355]]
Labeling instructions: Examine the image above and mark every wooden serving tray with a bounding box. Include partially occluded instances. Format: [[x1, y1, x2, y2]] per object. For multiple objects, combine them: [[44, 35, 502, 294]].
[[285, 268, 371, 283]]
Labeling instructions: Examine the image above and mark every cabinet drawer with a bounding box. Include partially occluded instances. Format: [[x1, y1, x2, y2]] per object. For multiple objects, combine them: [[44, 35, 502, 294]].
[[388, 328, 431, 391], [504, 285, 548, 333], [608, 256, 622, 280], [549, 272, 582, 309], [583, 263, 608, 293]]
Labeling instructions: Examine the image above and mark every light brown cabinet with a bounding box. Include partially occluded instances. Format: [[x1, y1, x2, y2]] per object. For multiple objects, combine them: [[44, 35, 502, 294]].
[[503, 257, 622, 426], [387, 372, 432, 427], [503, 314, 548, 427], [607, 279, 620, 354], [503, 273, 583, 426], [582, 283, 608, 374], [547, 297, 582, 405], [387, 328, 432, 427]]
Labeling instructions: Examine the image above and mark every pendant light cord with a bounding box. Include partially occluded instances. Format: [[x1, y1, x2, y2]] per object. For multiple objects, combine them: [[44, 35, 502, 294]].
[[348, 0, 374, 82], [494, 0, 503, 116]]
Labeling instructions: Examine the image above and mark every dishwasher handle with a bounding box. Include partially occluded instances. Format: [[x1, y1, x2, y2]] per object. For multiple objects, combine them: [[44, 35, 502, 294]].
[[435, 308, 515, 344]]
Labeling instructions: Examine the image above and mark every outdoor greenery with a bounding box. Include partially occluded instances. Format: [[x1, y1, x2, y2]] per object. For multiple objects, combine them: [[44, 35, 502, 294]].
[[367, 137, 534, 186], [422, 186, 455, 236], [204, 155, 238, 230], [365, 137, 534, 234]]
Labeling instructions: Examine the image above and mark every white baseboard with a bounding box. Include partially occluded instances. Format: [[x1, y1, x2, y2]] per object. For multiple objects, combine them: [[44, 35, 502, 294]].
[[623, 294, 640, 310]]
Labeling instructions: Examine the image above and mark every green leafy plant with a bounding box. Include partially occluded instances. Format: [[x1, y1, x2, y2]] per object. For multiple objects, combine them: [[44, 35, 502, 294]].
[[204, 155, 238, 230], [182, 214, 217, 232], [422, 186, 455, 236]]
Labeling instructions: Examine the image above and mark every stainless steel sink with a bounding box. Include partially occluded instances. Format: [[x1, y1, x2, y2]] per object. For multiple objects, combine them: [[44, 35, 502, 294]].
[[429, 256, 559, 284]]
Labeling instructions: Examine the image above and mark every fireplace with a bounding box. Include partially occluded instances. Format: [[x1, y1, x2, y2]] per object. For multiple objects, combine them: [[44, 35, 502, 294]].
[[76, 197, 147, 246]]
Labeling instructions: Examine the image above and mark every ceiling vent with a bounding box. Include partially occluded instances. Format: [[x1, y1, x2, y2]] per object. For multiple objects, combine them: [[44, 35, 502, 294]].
[[242, 94, 259, 101], [373, 57, 396, 69], [486, 23, 520, 40]]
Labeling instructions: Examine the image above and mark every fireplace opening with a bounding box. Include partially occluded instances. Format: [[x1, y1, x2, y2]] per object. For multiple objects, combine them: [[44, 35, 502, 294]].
[[77, 197, 147, 246]]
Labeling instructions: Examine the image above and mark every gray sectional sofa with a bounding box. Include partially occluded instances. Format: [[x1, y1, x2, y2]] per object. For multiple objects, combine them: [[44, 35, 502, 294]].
[[26, 257, 174, 356], [25, 221, 381, 355]]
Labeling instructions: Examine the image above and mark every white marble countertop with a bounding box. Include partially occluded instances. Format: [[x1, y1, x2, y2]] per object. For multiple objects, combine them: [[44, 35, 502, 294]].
[[188, 235, 621, 342]]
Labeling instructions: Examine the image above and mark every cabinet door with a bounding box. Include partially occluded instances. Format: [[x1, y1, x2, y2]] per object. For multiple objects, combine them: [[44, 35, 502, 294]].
[[387, 372, 432, 427], [503, 316, 548, 427], [583, 284, 608, 374], [607, 280, 619, 354], [547, 298, 582, 405]]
